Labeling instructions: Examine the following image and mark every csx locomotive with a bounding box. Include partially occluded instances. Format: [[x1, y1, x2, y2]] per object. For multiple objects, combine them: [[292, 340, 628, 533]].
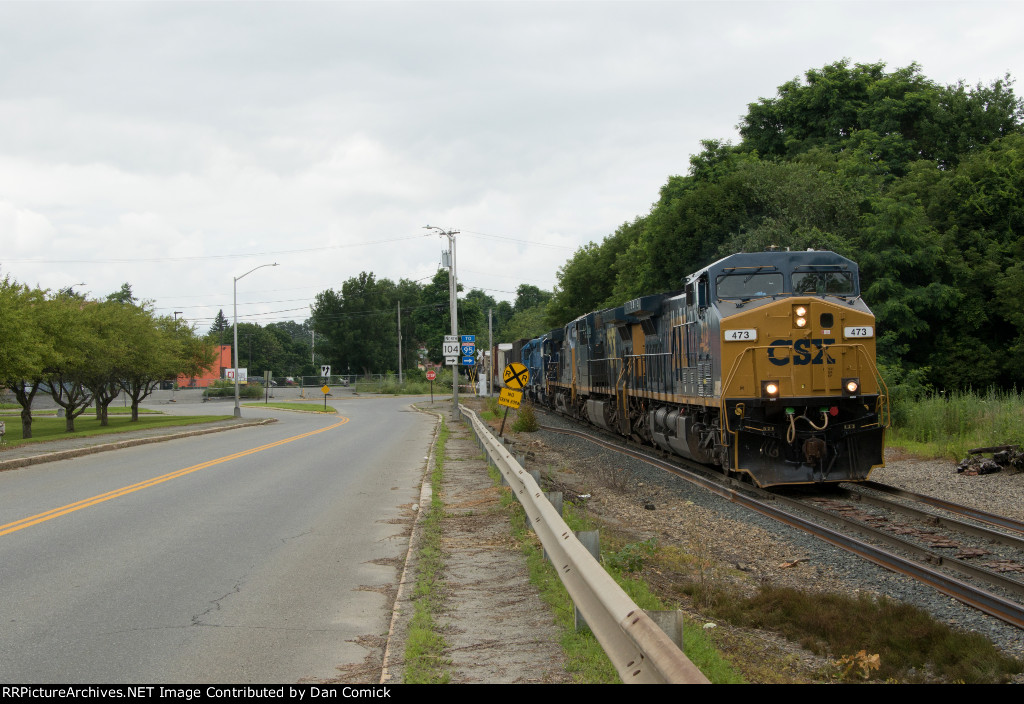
[[521, 250, 888, 487]]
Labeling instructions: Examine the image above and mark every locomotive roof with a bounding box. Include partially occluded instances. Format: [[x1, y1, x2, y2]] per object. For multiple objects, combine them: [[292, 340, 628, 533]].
[[685, 250, 857, 283]]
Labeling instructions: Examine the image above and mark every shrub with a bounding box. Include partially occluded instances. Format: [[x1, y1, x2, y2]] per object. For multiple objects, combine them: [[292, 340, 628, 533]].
[[204, 380, 264, 399], [511, 401, 539, 432]]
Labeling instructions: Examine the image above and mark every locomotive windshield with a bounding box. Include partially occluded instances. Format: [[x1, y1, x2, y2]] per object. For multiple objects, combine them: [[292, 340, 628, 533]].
[[707, 253, 860, 302], [792, 270, 856, 296], [715, 272, 784, 299]]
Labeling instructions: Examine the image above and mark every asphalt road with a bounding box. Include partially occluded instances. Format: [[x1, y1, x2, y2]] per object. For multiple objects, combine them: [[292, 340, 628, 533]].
[[0, 398, 435, 683]]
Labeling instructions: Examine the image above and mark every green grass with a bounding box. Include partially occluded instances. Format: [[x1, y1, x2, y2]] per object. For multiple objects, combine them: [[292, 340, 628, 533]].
[[497, 493, 619, 683], [403, 418, 451, 683], [695, 584, 1022, 683], [242, 401, 337, 413], [490, 472, 740, 684], [889, 388, 1024, 459], [0, 414, 234, 448]]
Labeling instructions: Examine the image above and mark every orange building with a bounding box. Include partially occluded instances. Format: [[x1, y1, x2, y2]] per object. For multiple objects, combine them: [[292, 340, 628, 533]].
[[177, 345, 233, 388]]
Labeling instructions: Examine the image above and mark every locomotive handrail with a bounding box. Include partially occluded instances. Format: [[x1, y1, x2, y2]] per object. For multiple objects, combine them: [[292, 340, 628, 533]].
[[458, 404, 709, 684]]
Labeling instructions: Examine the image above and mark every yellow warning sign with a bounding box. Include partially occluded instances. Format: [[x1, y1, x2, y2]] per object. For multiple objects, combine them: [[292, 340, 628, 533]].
[[499, 387, 522, 409], [321, 385, 330, 394], [502, 362, 529, 390]]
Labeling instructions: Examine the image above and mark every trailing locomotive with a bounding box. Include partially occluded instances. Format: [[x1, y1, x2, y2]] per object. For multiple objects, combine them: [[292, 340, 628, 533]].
[[522, 250, 888, 488]]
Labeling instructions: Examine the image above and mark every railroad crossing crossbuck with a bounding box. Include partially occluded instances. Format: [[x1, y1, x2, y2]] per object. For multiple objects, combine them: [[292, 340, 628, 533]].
[[503, 362, 529, 390]]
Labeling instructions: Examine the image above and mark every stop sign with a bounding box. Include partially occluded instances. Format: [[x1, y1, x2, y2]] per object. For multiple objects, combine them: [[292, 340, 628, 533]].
[[426, 370, 437, 381]]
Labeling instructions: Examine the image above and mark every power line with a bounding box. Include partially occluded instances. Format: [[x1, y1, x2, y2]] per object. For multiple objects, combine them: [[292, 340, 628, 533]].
[[462, 229, 577, 248], [0, 234, 430, 265]]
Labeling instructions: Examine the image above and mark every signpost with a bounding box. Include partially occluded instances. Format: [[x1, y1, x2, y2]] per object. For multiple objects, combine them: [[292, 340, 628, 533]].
[[321, 384, 330, 411], [461, 335, 476, 364], [442, 340, 460, 360], [498, 363, 530, 435], [426, 369, 436, 402], [502, 362, 529, 390]]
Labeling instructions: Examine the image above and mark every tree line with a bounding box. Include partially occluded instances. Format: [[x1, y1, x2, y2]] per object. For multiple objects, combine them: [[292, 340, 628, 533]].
[[544, 60, 1024, 392], [206, 311, 318, 380], [308, 271, 553, 375], [0, 281, 213, 436]]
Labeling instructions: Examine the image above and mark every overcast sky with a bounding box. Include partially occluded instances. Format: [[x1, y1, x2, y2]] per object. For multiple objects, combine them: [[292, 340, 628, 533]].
[[1, 0, 1021, 329]]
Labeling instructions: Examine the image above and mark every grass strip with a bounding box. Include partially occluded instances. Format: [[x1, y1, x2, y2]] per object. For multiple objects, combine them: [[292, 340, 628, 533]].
[[0, 415, 234, 448], [242, 402, 337, 413], [403, 418, 451, 683], [489, 464, 741, 683]]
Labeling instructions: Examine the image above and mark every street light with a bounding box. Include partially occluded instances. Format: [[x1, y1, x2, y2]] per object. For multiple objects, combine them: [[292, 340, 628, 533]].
[[233, 263, 279, 417], [172, 311, 183, 402]]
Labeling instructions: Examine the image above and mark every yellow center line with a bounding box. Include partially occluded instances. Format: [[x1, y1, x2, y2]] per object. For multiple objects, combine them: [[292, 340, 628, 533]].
[[0, 417, 350, 537]]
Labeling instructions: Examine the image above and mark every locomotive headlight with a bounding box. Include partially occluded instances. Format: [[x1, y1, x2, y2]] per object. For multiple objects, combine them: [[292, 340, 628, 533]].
[[762, 380, 780, 399], [793, 305, 808, 328], [843, 378, 860, 397]]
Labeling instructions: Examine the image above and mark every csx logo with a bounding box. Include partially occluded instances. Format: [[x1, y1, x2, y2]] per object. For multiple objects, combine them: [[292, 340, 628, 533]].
[[768, 339, 836, 366]]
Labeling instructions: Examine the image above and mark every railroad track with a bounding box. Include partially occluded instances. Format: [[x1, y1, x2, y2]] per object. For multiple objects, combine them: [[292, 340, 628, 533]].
[[537, 419, 1024, 630]]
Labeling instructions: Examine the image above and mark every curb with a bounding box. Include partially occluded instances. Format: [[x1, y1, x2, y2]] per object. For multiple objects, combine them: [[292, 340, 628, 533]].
[[0, 418, 278, 473], [380, 404, 442, 684]]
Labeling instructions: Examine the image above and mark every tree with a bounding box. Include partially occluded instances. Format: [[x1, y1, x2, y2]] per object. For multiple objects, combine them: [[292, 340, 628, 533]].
[[410, 270, 456, 364], [512, 284, 552, 314], [43, 294, 97, 432], [311, 272, 422, 374], [106, 282, 137, 304], [80, 300, 131, 426], [209, 309, 230, 337], [0, 278, 51, 438], [120, 311, 214, 421]]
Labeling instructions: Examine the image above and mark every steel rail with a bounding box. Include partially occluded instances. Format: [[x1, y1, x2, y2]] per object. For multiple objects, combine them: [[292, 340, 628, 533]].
[[539, 422, 1024, 629], [838, 486, 1024, 552], [859, 480, 1024, 536]]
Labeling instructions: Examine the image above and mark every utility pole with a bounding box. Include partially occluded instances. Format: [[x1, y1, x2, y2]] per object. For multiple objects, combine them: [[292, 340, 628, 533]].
[[397, 300, 403, 385], [488, 307, 493, 396], [424, 225, 460, 420]]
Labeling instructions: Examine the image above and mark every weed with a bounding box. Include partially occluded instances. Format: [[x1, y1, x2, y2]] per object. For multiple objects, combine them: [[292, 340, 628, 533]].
[[511, 402, 539, 432], [837, 650, 881, 681], [604, 538, 658, 573], [593, 463, 635, 491]]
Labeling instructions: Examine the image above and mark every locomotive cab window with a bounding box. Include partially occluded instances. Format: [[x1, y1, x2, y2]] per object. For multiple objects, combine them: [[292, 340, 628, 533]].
[[715, 272, 784, 299], [792, 270, 856, 296]]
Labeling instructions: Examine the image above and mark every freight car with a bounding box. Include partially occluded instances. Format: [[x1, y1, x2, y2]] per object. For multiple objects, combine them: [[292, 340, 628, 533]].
[[522, 250, 888, 487]]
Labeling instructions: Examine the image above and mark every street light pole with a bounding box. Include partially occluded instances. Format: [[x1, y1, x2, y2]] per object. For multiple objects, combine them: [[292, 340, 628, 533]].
[[233, 263, 279, 418], [172, 311, 183, 402], [424, 225, 460, 420]]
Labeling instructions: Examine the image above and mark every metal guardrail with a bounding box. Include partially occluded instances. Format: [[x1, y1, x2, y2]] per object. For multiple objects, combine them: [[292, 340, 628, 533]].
[[459, 404, 709, 684]]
